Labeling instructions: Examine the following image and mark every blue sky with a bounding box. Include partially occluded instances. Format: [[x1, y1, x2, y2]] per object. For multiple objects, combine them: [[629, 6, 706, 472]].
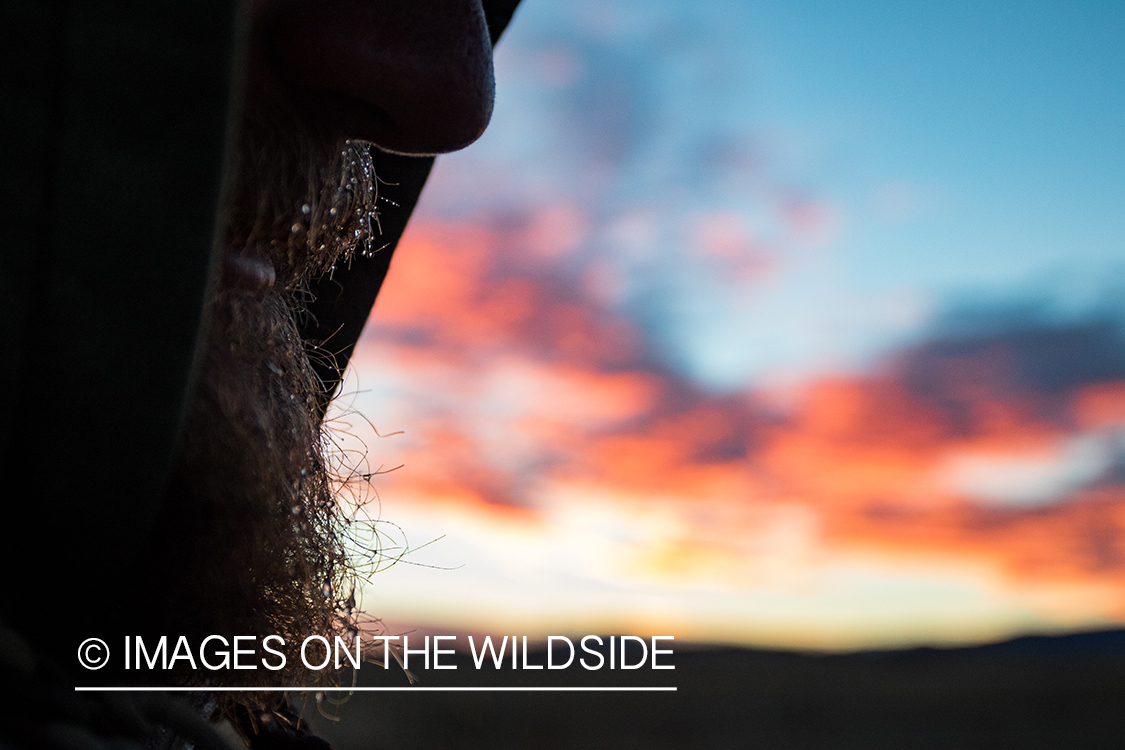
[[745, 0, 1125, 289]]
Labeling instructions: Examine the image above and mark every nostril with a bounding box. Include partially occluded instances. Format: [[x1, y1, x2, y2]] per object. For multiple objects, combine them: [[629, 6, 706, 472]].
[[258, 0, 496, 155]]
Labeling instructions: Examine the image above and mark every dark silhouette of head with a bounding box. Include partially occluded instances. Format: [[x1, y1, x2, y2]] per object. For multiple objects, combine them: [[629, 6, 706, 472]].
[[0, 0, 522, 718]]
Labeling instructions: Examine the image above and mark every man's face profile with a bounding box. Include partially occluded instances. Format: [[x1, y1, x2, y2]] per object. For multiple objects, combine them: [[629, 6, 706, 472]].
[[148, 0, 503, 688], [228, 0, 497, 286]]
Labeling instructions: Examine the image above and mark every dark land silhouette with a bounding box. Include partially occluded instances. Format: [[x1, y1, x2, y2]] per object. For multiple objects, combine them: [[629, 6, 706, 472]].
[[305, 628, 1125, 749]]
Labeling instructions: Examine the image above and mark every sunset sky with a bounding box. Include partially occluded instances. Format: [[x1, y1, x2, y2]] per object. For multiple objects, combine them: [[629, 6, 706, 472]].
[[331, 0, 1125, 650]]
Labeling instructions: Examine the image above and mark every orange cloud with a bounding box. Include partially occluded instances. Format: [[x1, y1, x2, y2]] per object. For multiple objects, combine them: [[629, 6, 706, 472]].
[[357, 216, 1125, 618], [1075, 382, 1125, 430]]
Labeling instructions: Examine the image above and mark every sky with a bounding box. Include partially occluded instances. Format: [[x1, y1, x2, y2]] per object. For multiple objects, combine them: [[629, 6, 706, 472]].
[[330, 0, 1125, 650]]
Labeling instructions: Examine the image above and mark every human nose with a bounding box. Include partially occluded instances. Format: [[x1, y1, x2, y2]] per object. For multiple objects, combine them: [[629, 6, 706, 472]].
[[252, 0, 496, 155]]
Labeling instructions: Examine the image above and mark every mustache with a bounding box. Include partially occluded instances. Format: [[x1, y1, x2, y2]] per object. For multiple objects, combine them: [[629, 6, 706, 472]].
[[222, 110, 383, 289]]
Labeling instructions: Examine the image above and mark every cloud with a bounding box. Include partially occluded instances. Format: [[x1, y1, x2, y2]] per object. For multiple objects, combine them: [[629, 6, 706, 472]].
[[344, 216, 1125, 632]]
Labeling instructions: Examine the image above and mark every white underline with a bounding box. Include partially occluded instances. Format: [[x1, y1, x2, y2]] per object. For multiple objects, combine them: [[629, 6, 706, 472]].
[[75, 686, 676, 692]]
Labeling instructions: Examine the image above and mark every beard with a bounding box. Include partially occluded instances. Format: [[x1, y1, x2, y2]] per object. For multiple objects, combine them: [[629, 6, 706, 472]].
[[142, 107, 379, 693]]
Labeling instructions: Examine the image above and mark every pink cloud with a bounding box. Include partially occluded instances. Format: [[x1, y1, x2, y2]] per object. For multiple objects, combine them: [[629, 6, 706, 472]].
[[356, 216, 1125, 615]]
